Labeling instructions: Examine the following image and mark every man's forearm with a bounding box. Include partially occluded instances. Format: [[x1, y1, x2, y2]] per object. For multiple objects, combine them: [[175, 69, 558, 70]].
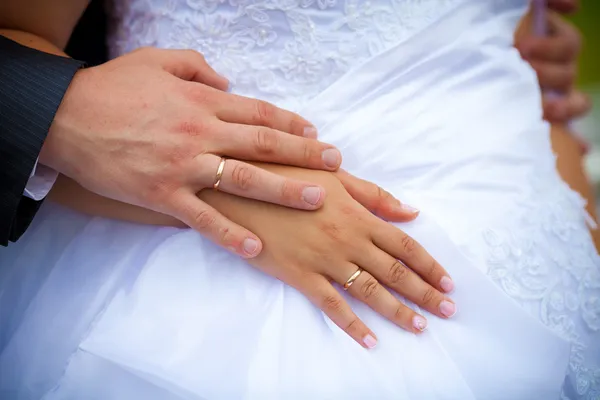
[[0, 32, 82, 245]]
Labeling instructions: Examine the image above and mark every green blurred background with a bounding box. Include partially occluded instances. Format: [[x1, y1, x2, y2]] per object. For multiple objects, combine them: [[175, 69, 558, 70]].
[[571, 2, 600, 192], [572, 2, 600, 87]]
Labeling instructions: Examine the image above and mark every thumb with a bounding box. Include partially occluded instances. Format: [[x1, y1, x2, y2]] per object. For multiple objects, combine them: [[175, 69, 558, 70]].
[[154, 48, 229, 91], [335, 169, 419, 222]]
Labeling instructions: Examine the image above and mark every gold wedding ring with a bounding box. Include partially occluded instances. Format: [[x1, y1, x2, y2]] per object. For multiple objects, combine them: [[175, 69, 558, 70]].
[[343, 268, 363, 291], [213, 157, 226, 190]]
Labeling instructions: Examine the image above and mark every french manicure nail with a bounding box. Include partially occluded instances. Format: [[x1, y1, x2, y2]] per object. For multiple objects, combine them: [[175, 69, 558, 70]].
[[363, 334, 378, 349], [440, 276, 455, 293], [413, 316, 428, 332], [226, 81, 233, 92], [400, 204, 420, 214], [439, 300, 457, 318], [242, 238, 259, 256], [322, 148, 341, 168], [302, 186, 323, 205], [303, 126, 318, 138]]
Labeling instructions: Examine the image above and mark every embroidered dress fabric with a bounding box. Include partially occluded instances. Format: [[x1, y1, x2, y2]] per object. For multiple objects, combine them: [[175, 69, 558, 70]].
[[1, 0, 599, 399]]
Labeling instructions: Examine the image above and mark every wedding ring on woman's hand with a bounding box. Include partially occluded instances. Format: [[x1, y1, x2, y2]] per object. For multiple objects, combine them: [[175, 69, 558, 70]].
[[343, 268, 363, 291], [213, 157, 227, 190]]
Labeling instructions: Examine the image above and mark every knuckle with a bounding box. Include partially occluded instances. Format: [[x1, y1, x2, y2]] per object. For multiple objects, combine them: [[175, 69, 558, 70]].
[[421, 287, 437, 306], [321, 294, 344, 314], [192, 209, 216, 230], [344, 317, 360, 334], [339, 204, 363, 223], [302, 140, 317, 164], [426, 259, 441, 279], [288, 114, 305, 135], [372, 185, 391, 212], [360, 277, 380, 300], [254, 100, 276, 125], [184, 49, 205, 62], [175, 120, 206, 137], [279, 179, 299, 204], [231, 163, 254, 191], [255, 128, 279, 155], [376, 185, 390, 201], [318, 220, 344, 243], [388, 261, 409, 285], [143, 178, 171, 205], [339, 204, 357, 217], [183, 84, 211, 105], [400, 234, 417, 256], [162, 142, 189, 168], [394, 305, 408, 323], [219, 226, 233, 246]]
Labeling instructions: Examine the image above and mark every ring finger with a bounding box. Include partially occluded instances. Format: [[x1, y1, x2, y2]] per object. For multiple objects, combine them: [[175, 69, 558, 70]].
[[191, 154, 326, 209], [332, 263, 428, 334]]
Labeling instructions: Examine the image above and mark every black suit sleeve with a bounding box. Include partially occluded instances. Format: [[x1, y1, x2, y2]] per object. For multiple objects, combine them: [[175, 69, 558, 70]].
[[0, 36, 84, 246]]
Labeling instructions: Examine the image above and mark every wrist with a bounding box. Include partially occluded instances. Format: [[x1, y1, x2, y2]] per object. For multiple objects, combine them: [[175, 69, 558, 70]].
[[38, 68, 87, 175]]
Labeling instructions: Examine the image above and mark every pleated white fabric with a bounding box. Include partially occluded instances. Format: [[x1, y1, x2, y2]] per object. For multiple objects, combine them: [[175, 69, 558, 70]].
[[1, 1, 599, 399]]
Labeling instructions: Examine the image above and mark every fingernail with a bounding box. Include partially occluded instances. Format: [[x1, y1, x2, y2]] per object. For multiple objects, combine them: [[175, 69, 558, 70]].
[[242, 238, 259, 256], [302, 186, 323, 205], [363, 334, 377, 349], [226, 81, 234, 92], [400, 204, 420, 214], [439, 300, 457, 318], [303, 126, 318, 139], [440, 276, 454, 293], [322, 148, 341, 168], [412, 316, 428, 332]]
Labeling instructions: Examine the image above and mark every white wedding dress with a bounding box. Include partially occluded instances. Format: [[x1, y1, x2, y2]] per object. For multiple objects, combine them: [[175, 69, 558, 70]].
[[1, 0, 599, 398]]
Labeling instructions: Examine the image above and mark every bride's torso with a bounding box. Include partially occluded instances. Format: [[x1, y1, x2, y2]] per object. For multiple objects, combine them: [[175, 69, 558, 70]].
[[108, 0, 468, 111], [106, 0, 600, 396]]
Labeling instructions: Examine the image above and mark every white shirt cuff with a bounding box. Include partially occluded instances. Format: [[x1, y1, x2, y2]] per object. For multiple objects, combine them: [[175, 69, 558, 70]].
[[23, 159, 58, 201]]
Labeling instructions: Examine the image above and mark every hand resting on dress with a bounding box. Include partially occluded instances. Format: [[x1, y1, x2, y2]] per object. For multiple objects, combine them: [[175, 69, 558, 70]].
[[50, 165, 455, 349]]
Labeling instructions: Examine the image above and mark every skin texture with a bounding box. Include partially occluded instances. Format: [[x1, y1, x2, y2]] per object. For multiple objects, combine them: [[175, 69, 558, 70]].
[[3, 0, 597, 347], [0, 1, 368, 259]]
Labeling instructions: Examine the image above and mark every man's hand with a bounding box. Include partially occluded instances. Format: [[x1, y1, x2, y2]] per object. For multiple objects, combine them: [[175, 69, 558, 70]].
[[516, 4, 591, 123], [39, 47, 345, 258]]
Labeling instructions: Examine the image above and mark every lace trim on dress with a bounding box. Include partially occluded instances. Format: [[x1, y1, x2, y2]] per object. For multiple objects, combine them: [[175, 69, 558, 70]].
[[483, 170, 600, 399], [107, 0, 462, 110]]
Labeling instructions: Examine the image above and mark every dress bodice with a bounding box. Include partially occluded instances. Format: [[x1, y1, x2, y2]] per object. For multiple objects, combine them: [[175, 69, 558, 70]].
[[106, 0, 491, 110]]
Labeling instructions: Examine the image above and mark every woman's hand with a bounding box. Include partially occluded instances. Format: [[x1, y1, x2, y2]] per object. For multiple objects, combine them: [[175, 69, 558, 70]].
[[516, 8, 591, 124], [200, 164, 455, 349], [50, 164, 452, 348]]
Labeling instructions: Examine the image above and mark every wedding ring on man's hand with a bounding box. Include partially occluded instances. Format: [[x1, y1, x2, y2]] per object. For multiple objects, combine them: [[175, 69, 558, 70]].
[[343, 268, 363, 291], [213, 157, 227, 190]]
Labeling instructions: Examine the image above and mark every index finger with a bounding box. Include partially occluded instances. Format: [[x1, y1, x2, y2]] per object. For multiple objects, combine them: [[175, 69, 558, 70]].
[[214, 92, 318, 138]]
